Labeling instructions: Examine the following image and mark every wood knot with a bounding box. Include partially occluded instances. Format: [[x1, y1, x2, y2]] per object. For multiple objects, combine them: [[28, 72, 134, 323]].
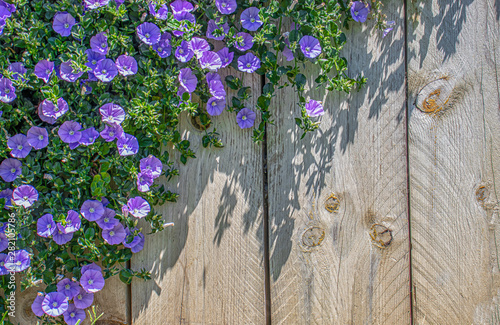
[[476, 185, 488, 203], [370, 224, 393, 248], [416, 77, 454, 115], [301, 226, 325, 248], [324, 193, 340, 213]]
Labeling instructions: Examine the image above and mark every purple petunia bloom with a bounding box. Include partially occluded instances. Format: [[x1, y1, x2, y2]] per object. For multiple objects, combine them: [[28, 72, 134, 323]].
[[100, 103, 125, 125], [80, 269, 105, 293], [217, 47, 234, 68], [130, 233, 145, 253], [172, 11, 195, 37], [73, 288, 94, 309], [102, 223, 126, 245], [305, 99, 324, 117], [84, 0, 109, 10], [149, 1, 169, 19], [199, 51, 222, 71], [117, 133, 139, 156], [137, 22, 161, 45], [8, 62, 27, 81], [241, 7, 263, 31], [96, 208, 119, 230], [60, 61, 84, 82], [0, 254, 8, 275], [34, 60, 54, 83], [350, 1, 370, 23], [170, 0, 193, 15], [123, 227, 142, 248], [12, 185, 38, 208], [206, 19, 229, 40], [137, 170, 154, 192], [100, 124, 124, 142], [37, 213, 56, 238], [206, 97, 225, 116], [53, 229, 73, 245], [41, 292, 69, 317], [7, 134, 32, 158], [5, 249, 30, 272], [282, 38, 294, 61], [234, 32, 254, 51], [68, 141, 80, 150], [27, 126, 49, 149], [236, 107, 256, 129], [81, 200, 104, 221], [175, 40, 194, 62], [178, 68, 197, 93], [299, 35, 322, 59], [0, 0, 15, 19], [188, 37, 210, 59], [216, 0, 237, 14], [140, 155, 162, 178], [79, 127, 100, 146], [383, 21, 396, 38], [90, 32, 108, 55], [94, 59, 118, 82], [237, 53, 261, 73], [53, 12, 76, 37], [58, 121, 82, 144], [0, 233, 7, 252], [63, 304, 86, 325], [57, 278, 81, 299], [116, 55, 138, 76], [57, 210, 81, 234], [85, 49, 106, 70], [206, 72, 221, 84], [31, 293, 45, 317], [0, 77, 16, 103], [127, 196, 151, 218], [208, 79, 226, 99], [0, 189, 13, 209], [40, 98, 69, 120], [81, 262, 101, 274], [0, 158, 21, 182], [153, 33, 172, 58]]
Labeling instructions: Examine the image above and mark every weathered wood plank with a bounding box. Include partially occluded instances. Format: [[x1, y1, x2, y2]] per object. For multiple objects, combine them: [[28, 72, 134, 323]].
[[407, 0, 500, 323], [131, 71, 266, 324], [268, 1, 410, 324]]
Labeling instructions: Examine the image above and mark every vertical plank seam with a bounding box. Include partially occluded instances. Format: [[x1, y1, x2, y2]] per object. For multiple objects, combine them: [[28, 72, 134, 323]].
[[127, 259, 132, 324], [261, 74, 272, 325], [403, 1, 415, 324]]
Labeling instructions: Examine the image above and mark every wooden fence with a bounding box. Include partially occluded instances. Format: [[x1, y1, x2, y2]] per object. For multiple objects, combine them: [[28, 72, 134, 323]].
[[13, 0, 500, 323]]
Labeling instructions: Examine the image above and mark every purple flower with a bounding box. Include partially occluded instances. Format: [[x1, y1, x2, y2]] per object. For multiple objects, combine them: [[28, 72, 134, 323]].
[[175, 40, 194, 62], [0, 158, 21, 182], [241, 7, 262, 31], [140, 155, 162, 178], [81, 262, 101, 274], [100, 103, 125, 125], [40, 98, 69, 120], [0, 189, 13, 209], [172, 11, 195, 37], [237, 53, 261, 73], [117, 133, 139, 156], [84, 0, 109, 10], [96, 208, 119, 230], [136, 22, 161, 45], [57, 278, 80, 299], [208, 79, 226, 99], [282, 38, 294, 61], [137, 170, 154, 192], [68, 141, 80, 150], [350, 1, 370, 23], [236, 107, 256, 129], [58, 121, 82, 144], [131, 234, 145, 253], [100, 124, 124, 142], [73, 288, 94, 309], [234, 32, 254, 51], [299, 35, 322, 59], [206, 72, 221, 83], [80, 269, 105, 293], [34, 60, 54, 83], [53, 12, 76, 37], [206, 19, 229, 40], [383, 21, 396, 38], [179, 68, 197, 93], [199, 51, 222, 71], [123, 227, 142, 248], [170, 0, 193, 15], [57, 210, 81, 234], [60, 61, 84, 82], [0, 254, 9, 275], [81, 200, 104, 221], [53, 229, 73, 245], [79, 127, 100, 146], [0, 77, 16, 103], [0, 233, 7, 252], [127, 196, 151, 218], [305, 99, 324, 117], [31, 293, 45, 317], [41, 292, 69, 317], [216, 0, 237, 14], [207, 97, 225, 116], [94, 59, 118, 82], [90, 32, 108, 54], [101, 197, 110, 207], [149, 1, 169, 19], [102, 223, 126, 245], [27, 126, 49, 149], [8, 62, 27, 81], [0, 1, 15, 19], [217, 47, 234, 68], [7, 134, 32, 158], [84, 51, 103, 72], [63, 304, 86, 325], [5, 249, 30, 272], [0, 19, 5, 36], [153, 33, 172, 58], [188, 37, 210, 59], [12, 185, 38, 208], [116, 55, 138, 76], [37, 213, 56, 238]]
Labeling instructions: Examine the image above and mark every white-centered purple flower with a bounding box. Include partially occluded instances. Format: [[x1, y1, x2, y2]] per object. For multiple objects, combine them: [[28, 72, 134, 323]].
[[153, 33, 172, 58], [236, 107, 256, 129], [85, 49, 106, 70], [90, 32, 108, 55], [175, 40, 194, 62], [172, 11, 195, 37], [57, 210, 81, 234], [206, 19, 229, 40], [116, 55, 138, 76], [0, 77, 16, 103], [178, 68, 197, 93], [73, 288, 94, 309], [206, 72, 221, 83], [58, 121, 82, 144], [299, 35, 322, 59], [7, 134, 32, 158], [60, 61, 84, 82], [149, 1, 169, 19], [100, 103, 125, 125], [170, 0, 193, 15], [12, 185, 38, 208], [199, 51, 222, 71], [8, 62, 27, 81], [208, 79, 226, 99], [136, 22, 161, 45], [53, 229, 73, 245], [41, 292, 69, 317], [96, 208, 119, 230], [0, 158, 21, 182], [63, 303, 86, 325], [5, 249, 30, 272], [217, 47, 234, 68], [234, 32, 254, 52], [241, 7, 263, 31], [81, 199, 105, 221], [53, 12, 75, 37], [79, 127, 100, 146], [34, 60, 54, 83], [305, 99, 325, 117], [137, 170, 154, 192], [127, 196, 151, 218], [117, 133, 139, 156], [0, 189, 13, 209], [27, 126, 49, 149], [350, 1, 370, 23], [94, 59, 118, 82], [57, 278, 81, 299], [100, 124, 124, 142], [188, 37, 210, 59], [31, 293, 45, 317], [80, 269, 105, 293], [216, 0, 237, 14], [84, 0, 110, 10], [140, 155, 162, 178], [102, 223, 126, 245], [37, 213, 56, 238], [40, 98, 69, 120], [207, 97, 225, 116], [237, 53, 261, 73]]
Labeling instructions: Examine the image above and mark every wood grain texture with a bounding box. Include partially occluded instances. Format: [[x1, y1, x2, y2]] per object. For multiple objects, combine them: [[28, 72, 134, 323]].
[[407, 0, 500, 323], [267, 1, 410, 324], [130, 70, 266, 324]]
